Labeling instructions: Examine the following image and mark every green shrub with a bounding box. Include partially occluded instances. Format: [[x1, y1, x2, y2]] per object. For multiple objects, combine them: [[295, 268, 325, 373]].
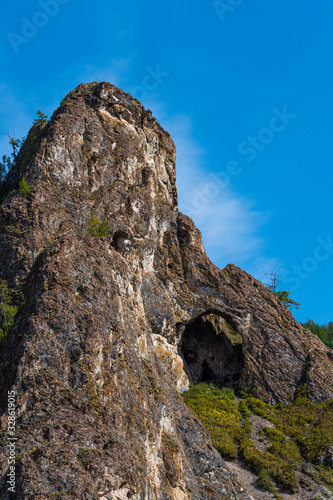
[[313, 465, 333, 489], [265, 427, 301, 467], [240, 438, 298, 493], [19, 176, 31, 198], [88, 213, 109, 238], [239, 399, 251, 420], [0, 281, 19, 348], [258, 470, 278, 496], [294, 383, 310, 405], [247, 397, 276, 423]]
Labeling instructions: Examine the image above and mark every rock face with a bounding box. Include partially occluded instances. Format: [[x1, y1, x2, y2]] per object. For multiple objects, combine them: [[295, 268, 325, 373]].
[[0, 82, 332, 499]]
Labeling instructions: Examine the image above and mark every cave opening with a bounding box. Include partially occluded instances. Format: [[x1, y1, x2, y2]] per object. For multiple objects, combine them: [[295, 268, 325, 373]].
[[180, 313, 244, 387]]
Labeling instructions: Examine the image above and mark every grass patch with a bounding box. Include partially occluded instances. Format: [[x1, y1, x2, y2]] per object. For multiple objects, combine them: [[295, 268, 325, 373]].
[[183, 383, 248, 460]]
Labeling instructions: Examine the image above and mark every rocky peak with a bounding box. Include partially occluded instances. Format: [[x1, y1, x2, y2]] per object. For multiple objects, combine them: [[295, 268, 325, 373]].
[[17, 82, 177, 207], [0, 83, 332, 499]]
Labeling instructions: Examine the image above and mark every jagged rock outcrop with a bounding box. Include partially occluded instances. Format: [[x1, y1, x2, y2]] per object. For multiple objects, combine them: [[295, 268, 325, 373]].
[[0, 82, 332, 499]]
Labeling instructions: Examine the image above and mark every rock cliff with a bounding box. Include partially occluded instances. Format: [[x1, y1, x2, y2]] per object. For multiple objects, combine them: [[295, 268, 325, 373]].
[[0, 82, 332, 499]]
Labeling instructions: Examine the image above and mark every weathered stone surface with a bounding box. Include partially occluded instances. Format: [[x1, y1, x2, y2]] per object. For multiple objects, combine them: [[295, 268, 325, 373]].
[[0, 82, 332, 498], [318, 446, 333, 467]]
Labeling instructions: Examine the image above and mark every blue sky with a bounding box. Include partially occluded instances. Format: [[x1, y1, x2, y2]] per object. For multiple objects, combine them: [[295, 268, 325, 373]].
[[1, 0, 333, 324]]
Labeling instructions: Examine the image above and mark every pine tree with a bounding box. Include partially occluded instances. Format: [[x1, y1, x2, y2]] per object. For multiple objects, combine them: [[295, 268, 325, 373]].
[[264, 269, 300, 310], [272, 290, 300, 310], [301, 319, 333, 348], [33, 110, 48, 125]]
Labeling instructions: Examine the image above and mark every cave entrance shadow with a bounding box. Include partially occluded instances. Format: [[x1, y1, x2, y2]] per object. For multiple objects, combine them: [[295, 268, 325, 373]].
[[180, 312, 244, 388]]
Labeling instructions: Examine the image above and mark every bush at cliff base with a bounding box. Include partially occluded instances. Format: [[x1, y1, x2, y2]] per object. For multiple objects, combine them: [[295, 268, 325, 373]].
[[183, 383, 333, 498]]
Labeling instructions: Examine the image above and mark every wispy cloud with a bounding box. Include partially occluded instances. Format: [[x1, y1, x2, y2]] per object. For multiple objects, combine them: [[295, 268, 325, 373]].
[[0, 70, 280, 283], [164, 115, 281, 280]]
